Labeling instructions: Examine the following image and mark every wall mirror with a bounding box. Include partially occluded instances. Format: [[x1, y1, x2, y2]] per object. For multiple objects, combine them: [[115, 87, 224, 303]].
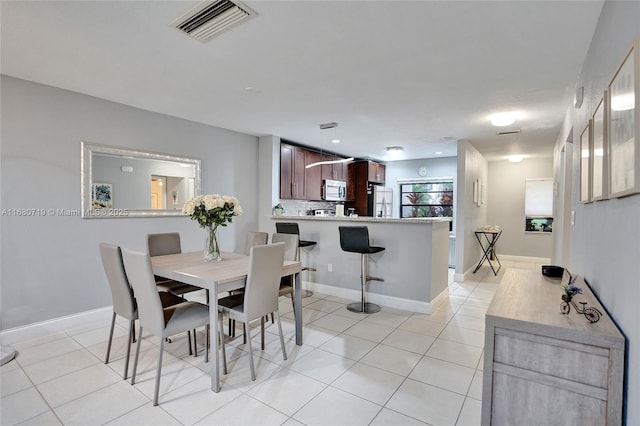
[[81, 142, 201, 218]]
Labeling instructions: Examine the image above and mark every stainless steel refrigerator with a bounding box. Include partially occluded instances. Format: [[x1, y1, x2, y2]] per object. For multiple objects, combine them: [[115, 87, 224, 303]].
[[367, 185, 393, 217]]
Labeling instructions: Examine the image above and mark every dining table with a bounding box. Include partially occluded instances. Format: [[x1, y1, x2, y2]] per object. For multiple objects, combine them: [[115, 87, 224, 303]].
[[151, 251, 302, 392]]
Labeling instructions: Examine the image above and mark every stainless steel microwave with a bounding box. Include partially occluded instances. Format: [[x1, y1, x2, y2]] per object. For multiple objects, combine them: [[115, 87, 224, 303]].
[[322, 179, 347, 201]]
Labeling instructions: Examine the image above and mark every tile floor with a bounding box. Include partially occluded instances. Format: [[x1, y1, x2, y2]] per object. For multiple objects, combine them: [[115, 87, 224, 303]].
[[1, 261, 540, 426]]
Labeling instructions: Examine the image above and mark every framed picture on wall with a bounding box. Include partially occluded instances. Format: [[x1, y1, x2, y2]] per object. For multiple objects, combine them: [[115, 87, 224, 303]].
[[580, 120, 592, 203], [92, 182, 113, 209], [591, 94, 608, 201], [608, 36, 639, 198]]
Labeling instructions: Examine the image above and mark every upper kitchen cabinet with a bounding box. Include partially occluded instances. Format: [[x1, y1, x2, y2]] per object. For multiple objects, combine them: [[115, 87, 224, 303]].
[[368, 161, 385, 184], [321, 154, 347, 182], [280, 143, 306, 199], [305, 150, 323, 201]]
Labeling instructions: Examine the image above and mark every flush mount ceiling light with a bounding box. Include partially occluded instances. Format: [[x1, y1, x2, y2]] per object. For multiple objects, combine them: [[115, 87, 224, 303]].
[[435, 151, 444, 155], [386, 146, 404, 152], [171, 0, 257, 42], [490, 112, 517, 127], [508, 155, 524, 163], [305, 122, 354, 169]]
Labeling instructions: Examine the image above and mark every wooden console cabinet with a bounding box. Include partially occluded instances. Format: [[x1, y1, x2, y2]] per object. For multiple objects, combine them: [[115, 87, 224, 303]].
[[482, 269, 624, 425]]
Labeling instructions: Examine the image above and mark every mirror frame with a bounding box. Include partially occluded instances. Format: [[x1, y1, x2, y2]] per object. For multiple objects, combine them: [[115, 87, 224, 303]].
[[81, 142, 201, 218]]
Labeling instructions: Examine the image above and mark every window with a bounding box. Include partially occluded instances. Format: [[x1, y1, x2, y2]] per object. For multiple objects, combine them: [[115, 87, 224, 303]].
[[400, 179, 453, 219], [524, 178, 553, 232]]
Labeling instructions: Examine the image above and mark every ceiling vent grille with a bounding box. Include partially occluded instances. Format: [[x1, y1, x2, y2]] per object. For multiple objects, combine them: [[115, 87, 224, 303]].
[[171, 0, 256, 42], [497, 129, 521, 136]]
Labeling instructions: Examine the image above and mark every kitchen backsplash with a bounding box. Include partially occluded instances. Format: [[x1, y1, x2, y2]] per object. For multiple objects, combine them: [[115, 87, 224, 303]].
[[277, 200, 336, 216]]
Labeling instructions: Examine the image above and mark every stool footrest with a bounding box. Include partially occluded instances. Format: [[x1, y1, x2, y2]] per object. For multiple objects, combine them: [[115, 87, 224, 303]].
[[365, 276, 384, 283], [302, 267, 317, 272]]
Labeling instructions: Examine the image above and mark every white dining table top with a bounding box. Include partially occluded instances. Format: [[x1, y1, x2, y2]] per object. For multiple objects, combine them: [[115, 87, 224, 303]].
[[151, 251, 302, 291]]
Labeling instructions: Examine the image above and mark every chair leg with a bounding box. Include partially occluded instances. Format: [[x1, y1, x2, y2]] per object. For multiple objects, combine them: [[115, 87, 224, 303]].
[[245, 323, 256, 381], [131, 326, 143, 386], [187, 329, 193, 356], [153, 337, 164, 406], [219, 313, 228, 375], [275, 310, 287, 361], [131, 320, 136, 343], [243, 323, 247, 344], [123, 319, 134, 380], [204, 326, 209, 364], [105, 312, 116, 365], [261, 317, 265, 350]]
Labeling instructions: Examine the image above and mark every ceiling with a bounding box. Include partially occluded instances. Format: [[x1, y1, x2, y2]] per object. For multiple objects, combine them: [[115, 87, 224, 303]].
[[0, 1, 604, 162]]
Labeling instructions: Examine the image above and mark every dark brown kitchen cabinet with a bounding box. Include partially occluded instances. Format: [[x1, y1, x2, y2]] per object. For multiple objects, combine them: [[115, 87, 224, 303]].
[[280, 143, 306, 199], [305, 150, 323, 201], [321, 154, 347, 181], [368, 161, 385, 184]]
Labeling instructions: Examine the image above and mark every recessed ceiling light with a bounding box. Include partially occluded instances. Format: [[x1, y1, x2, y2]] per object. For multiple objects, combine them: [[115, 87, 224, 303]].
[[442, 136, 456, 141], [508, 155, 524, 163], [331, 139, 340, 144], [244, 86, 261, 93], [386, 146, 404, 152], [435, 151, 444, 155], [490, 112, 516, 127]]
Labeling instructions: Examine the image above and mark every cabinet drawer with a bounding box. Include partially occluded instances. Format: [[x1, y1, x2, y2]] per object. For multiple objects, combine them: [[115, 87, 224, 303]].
[[494, 328, 609, 388]]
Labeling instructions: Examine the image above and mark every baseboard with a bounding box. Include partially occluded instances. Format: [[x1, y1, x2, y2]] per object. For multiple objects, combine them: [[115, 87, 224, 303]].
[[498, 254, 551, 263], [0, 307, 113, 346], [305, 281, 432, 314]]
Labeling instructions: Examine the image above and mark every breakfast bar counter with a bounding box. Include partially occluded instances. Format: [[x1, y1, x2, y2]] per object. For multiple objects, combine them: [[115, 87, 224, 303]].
[[269, 215, 451, 313]]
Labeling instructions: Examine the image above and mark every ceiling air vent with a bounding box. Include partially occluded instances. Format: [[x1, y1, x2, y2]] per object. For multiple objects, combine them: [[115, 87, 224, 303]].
[[171, 0, 257, 42], [497, 129, 521, 136]]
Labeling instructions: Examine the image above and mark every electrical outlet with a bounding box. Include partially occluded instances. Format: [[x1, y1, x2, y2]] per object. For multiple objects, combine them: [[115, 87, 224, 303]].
[[328, 263, 333, 272]]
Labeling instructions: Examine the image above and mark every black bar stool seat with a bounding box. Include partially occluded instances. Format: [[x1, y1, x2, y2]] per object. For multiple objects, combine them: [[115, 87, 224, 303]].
[[338, 226, 385, 313], [275, 222, 316, 297]]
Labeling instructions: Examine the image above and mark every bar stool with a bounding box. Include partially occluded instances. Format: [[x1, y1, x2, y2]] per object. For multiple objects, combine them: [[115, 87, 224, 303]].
[[275, 222, 316, 298], [338, 226, 385, 313]]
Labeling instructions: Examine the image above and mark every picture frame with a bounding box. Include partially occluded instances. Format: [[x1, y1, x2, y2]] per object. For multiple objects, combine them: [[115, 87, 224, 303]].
[[591, 93, 608, 201], [92, 182, 113, 209], [608, 37, 639, 198], [580, 120, 592, 203]]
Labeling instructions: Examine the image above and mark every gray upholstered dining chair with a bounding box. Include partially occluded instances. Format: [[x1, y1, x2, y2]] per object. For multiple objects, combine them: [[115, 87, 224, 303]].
[[146, 232, 203, 298], [99, 243, 189, 380], [271, 232, 298, 312], [228, 230, 270, 340], [217, 242, 287, 381], [244, 231, 268, 255], [121, 248, 212, 406]]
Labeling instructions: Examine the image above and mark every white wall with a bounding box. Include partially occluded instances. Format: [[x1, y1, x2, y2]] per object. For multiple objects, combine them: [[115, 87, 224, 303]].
[[487, 158, 553, 259], [384, 157, 457, 220], [455, 140, 488, 279], [0, 76, 259, 330], [556, 1, 639, 423]]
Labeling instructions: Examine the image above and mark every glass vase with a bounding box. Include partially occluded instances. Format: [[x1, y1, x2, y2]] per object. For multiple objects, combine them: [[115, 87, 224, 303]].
[[204, 225, 221, 262]]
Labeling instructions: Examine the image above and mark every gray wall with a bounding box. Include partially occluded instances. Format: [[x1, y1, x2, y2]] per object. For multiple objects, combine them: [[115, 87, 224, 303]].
[[558, 1, 639, 423], [487, 158, 553, 258], [0, 76, 259, 330], [456, 140, 488, 277]]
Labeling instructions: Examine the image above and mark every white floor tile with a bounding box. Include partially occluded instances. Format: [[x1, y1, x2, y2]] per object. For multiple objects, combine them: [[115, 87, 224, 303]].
[[447, 314, 486, 332], [310, 313, 362, 333], [22, 349, 99, 385], [37, 363, 122, 408], [439, 323, 485, 348], [398, 316, 446, 337], [386, 379, 465, 426], [359, 344, 422, 376], [195, 394, 289, 426], [369, 408, 429, 425], [426, 339, 483, 369], [318, 334, 378, 361], [305, 299, 345, 314], [457, 397, 482, 426], [53, 380, 148, 425], [299, 325, 339, 348], [332, 362, 404, 405], [105, 403, 182, 425], [289, 348, 355, 384], [246, 369, 326, 416], [467, 370, 483, 400], [15, 337, 83, 367], [361, 310, 411, 328], [0, 387, 50, 425], [17, 410, 62, 426], [343, 321, 395, 343], [293, 386, 381, 426], [409, 356, 475, 395], [0, 366, 33, 397], [381, 329, 436, 355]]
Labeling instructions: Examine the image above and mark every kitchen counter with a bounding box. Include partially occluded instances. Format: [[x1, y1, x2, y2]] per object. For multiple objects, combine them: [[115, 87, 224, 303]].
[[269, 215, 451, 313], [272, 215, 452, 224]]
